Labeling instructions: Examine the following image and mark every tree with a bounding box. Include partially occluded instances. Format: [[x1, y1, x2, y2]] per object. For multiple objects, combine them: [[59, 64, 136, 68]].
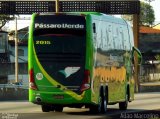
[[122, 1, 155, 26], [155, 55, 160, 61], [0, 15, 14, 30]]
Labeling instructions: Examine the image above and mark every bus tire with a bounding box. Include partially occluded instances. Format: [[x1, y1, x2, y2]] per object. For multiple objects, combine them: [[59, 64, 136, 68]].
[[41, 105, 51, 112], [89, 96, 102, 113], [89, 105, 97, 113], [50, 105, 55, 112], [89, 88, 104, 113], [119, 93, 128, 110], [101, 87, 108, 113], [101, 95, 107, 113], [98, 94, 103, 113], [54, 106, 63, 112]]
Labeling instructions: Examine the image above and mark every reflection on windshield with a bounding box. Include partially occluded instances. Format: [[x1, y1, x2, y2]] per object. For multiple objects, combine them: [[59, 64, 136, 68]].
[[34, 34, 85, 54], [38, 34, 75, 37], [33, 28, 85, 37], [33, 34, 86, 94]]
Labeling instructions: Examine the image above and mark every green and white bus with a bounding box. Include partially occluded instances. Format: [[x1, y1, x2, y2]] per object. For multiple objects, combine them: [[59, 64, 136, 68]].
[[28, 12, 141, 113]]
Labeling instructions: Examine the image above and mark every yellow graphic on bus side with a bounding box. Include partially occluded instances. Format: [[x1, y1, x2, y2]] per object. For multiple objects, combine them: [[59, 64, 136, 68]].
[[94, 66, 126, 83]]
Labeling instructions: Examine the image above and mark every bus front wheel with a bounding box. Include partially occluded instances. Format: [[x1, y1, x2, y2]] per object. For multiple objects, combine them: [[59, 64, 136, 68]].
[[101, 94, 107, 113]]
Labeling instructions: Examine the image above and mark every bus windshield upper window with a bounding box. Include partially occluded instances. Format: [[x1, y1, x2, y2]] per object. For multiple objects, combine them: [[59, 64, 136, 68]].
[[33, 29, 85, 37], [33, 15, 86, 36]]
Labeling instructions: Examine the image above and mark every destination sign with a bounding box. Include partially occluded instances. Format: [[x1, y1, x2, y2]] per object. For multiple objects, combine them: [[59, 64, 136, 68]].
[[35, 23, 85, 29]]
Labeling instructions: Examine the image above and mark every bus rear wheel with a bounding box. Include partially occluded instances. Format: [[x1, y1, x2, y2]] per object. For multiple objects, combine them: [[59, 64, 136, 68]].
[[89, 93, 107, 113], [54, 106, 63, 112], [89, 97, 102, 113], [119, 93, 128, 110], [41, 105, 51, 112]]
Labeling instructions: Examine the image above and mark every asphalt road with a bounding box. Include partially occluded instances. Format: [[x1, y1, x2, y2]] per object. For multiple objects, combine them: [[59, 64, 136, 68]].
[[0, 92, 160, 119]]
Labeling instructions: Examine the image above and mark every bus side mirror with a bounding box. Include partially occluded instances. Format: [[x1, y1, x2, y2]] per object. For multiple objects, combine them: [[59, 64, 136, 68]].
[[132, 47, 142, 65]]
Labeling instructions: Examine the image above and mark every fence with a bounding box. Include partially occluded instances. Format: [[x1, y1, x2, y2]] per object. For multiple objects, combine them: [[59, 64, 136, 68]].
[[139, 63, 160, 83], [0, 63, 28, 84], [0, 84, 28, 100]]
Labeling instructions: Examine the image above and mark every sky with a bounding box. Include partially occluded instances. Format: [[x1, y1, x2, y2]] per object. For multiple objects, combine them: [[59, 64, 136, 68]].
[[4, 0, 160, 31], [149, 0, 160, 23], [141, 0, 160, 23], [5, 15, 31, 31]]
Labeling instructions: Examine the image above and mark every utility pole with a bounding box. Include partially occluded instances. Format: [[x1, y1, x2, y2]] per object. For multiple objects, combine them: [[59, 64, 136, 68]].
[[15, 17, 18, 83], [133, 14, 140, 93], [55, 0, 59, 13]]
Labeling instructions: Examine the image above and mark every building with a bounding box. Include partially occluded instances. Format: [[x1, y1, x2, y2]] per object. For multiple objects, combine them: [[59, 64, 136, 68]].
[[153, 23, 160, 30], [8, 27, 28, 85], [0, 31, 9, 83], [0, 31, 9, 63], [139, 26, 160, 82], [139, 26, 160, 60]]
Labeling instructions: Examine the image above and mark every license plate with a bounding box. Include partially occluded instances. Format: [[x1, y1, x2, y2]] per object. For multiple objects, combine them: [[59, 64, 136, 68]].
[[53, 95, 64, 99]]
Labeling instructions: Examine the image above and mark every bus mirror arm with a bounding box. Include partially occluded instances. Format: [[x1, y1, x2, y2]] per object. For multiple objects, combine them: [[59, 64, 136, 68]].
[[132, 46, 142, 65]]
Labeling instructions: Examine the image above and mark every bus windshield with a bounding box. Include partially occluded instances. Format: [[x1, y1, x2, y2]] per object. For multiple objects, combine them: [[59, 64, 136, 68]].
[[32, 15, 86, 93], [33, 32, 86, 56]]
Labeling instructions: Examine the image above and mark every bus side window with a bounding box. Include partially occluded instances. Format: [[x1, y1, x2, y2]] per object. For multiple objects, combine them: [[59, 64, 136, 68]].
[[93, 23, 96, 33]]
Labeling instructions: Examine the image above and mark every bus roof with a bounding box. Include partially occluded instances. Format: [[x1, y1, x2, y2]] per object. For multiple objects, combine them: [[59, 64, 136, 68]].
[[34, 12, 127, 26], [36, 12, 101, 16]]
